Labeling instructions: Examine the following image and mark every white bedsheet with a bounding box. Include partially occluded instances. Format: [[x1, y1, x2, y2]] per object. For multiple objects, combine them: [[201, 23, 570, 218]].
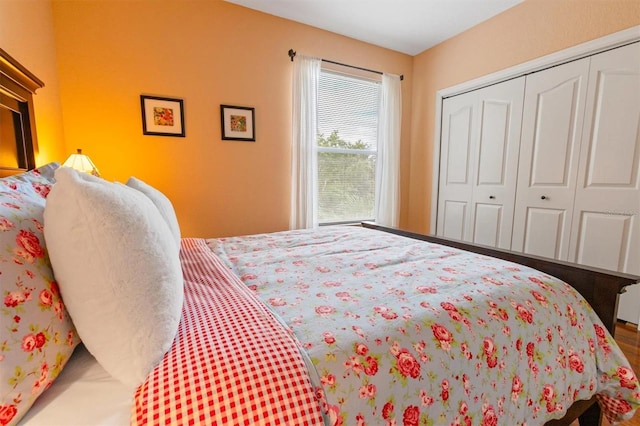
[[19, 344, 132, 426]]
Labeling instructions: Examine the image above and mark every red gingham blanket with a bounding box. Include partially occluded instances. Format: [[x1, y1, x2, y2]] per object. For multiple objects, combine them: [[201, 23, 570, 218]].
[[132, 238, 325, 425]]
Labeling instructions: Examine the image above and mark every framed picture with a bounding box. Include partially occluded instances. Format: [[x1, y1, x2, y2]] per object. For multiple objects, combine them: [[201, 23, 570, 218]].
[[220, 105, 255, 141], [140, 95, 185, 137]]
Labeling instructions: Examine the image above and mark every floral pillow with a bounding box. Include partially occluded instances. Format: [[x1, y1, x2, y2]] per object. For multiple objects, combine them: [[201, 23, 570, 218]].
[[0, 164, 79, 426]]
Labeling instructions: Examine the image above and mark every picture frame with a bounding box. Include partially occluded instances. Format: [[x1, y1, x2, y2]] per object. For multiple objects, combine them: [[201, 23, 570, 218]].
[[140, 95, 185, 137], [220, 105, 255, 141]]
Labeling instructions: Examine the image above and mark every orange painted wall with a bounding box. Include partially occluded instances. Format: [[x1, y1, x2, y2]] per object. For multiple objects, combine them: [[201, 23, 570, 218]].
[[0, 0, 66, 165], [50, 0, 413, 238], [408, 0, 640, 234], [6, 0, 638, 238]]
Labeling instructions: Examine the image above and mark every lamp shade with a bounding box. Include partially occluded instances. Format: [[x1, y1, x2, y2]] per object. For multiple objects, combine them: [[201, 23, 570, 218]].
[[62, 149, 100, 177]]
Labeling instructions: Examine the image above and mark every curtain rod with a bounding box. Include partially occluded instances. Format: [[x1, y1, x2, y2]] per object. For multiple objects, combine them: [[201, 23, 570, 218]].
[[288, 49, 404, 81]]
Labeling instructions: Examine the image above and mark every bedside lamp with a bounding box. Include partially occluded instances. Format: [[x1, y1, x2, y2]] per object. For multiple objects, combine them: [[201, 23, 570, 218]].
[[62, 149, 100, 177]]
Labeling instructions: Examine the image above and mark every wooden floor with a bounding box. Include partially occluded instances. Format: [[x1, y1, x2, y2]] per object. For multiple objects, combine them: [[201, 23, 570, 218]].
[[571, 322, 640, 426]]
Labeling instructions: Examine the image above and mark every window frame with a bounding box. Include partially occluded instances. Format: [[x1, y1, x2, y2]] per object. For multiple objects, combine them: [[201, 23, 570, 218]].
[[316, 67, 381, 225]]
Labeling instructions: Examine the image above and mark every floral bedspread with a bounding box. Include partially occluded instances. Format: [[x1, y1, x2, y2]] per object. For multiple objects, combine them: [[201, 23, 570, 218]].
[[208, 226, 639, 425]]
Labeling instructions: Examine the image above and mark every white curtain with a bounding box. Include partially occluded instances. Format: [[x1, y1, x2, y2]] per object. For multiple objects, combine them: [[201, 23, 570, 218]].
[[290, 55, 321, 229], [375, 73, 402, 227]]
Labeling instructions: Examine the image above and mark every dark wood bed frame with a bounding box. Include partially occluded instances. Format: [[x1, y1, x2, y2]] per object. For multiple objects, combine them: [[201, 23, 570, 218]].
[[363, 222, 640, 426]]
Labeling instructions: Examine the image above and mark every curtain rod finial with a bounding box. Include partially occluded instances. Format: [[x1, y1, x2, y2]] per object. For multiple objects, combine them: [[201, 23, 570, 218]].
[[288, 49, 296, 62]]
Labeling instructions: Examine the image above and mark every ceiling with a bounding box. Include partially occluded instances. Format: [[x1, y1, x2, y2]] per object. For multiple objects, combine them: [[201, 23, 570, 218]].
[[225, 0, 523, 56]]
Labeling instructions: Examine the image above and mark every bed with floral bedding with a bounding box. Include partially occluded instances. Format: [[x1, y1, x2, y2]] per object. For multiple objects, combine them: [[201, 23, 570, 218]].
[[207, 225, 640, 425], [1, 164, 638, 426]]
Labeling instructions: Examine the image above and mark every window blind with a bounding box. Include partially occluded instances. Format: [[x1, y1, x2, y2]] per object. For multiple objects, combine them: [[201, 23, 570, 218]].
[[317, 70, 381, 224]]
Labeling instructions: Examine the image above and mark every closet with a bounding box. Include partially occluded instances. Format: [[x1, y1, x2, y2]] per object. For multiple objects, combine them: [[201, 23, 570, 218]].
[[436, 40, 640, 324], [437, 77, 524, 249]]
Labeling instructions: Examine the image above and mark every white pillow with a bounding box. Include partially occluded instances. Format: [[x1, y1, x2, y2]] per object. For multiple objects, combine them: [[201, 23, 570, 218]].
[[126, 177, 181, 248], [43, 168, 183, 388]]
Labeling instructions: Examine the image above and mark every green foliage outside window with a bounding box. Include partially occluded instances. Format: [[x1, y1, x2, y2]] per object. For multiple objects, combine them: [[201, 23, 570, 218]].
[[317, 130, 376, 223]]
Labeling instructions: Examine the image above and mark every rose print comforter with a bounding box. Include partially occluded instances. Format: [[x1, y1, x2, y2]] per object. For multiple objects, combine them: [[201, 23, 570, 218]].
[[208, 226, 639, 425]]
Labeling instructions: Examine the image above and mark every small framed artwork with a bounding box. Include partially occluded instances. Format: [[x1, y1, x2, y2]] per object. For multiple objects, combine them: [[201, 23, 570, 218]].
[[140, 95, 185, 137], [220, 104, 255, 141]]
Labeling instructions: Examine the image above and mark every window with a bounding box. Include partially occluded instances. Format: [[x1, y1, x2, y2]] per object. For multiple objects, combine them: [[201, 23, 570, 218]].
[[316, 70, 380, 224]]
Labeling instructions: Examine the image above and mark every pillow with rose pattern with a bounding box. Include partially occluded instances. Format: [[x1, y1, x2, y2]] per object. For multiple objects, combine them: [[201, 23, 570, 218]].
[[0, 163, 79, 426]]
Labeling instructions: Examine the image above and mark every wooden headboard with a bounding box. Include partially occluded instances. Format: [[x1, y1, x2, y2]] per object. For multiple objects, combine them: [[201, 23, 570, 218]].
[[0, 48, 44, 177]]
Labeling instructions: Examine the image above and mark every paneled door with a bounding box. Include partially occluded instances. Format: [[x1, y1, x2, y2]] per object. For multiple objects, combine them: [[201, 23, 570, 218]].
[[511, 58, 591, 260], [469, 78, 525, 248], [437, 77, 524, 247], [568, 42, 640, 325], [437, 93, 476, 241]]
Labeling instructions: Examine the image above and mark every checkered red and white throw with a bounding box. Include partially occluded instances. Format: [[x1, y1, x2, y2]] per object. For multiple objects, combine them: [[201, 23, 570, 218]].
[[133, 238, 324, 425], [596, 393, 637, 424]]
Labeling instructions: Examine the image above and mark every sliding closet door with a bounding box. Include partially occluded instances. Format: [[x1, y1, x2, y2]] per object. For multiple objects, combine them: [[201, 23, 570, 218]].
[[567, 42, 640, 324], [437, 77, 524, 247], [511, 58, 591, 260]]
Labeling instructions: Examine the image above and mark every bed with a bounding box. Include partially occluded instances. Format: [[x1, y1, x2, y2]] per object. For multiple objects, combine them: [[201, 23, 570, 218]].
[[207, 222, 640, 426], [1, 162, 637, 426]]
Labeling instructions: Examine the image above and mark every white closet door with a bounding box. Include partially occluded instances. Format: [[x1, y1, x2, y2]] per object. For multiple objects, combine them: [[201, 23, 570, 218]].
[[437, 77, 524, 246], [469, 78, 525, 248], [511, 58, 591, 260], [568, 42, 640, 325], [437, 93, 477, 241]]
